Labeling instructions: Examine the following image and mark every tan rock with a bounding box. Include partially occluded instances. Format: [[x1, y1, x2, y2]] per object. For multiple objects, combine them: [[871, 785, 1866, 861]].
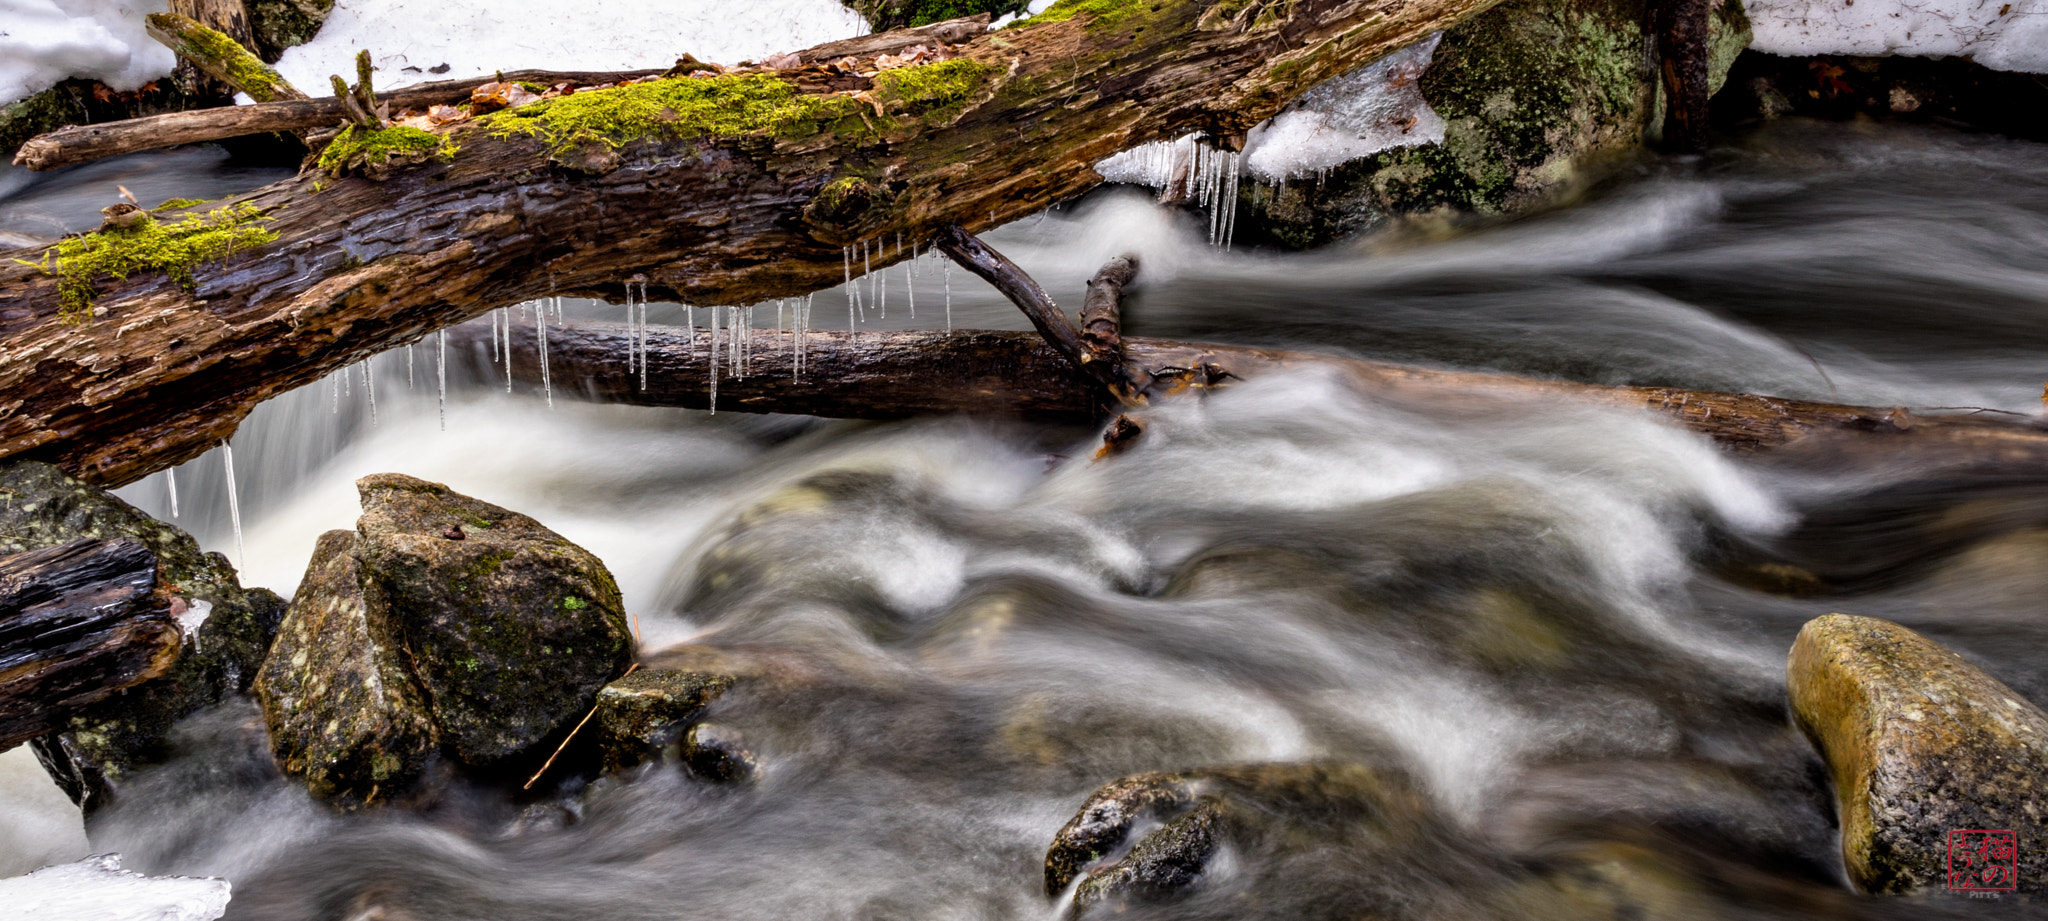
[[1787, 613, 2047, 895]]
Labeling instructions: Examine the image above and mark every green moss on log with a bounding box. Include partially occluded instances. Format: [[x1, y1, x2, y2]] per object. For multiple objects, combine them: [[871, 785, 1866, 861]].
[[474, 74, 869, 154], [21, 205, 276, 324], [144, 13, 299, 103], [315, 123, 446, 176], [1013, 0, 1149, 28]]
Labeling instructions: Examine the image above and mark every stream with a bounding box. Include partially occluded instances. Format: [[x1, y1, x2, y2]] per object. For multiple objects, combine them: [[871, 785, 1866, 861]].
[[3, 117, 2047, 919]]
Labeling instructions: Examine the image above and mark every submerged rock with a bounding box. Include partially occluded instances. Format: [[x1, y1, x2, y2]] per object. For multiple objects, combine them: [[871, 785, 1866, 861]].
[[0, 460, 286, 812], [1786, 613, 2048, 895], [254, 530, 435, 805], [256, 474, 632, 802]]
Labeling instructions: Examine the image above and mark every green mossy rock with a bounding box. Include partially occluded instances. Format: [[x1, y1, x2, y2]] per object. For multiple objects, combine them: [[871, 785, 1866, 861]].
[[1243, 0, 1749, 248], [843, 0, 1026, 30], [0, 460, 285, 811], [245, 0, 333, 62], [352, 473, 632, 768], [1787, 613, 2048, 895], [254, 530, 435, 806]]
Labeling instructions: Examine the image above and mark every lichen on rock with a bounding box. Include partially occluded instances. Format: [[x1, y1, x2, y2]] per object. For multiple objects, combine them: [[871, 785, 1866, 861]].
[[1787, 613, 2048, 895]]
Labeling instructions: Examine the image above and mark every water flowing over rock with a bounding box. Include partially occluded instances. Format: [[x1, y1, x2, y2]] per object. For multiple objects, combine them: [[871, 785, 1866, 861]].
[[256, 474, 632, 801], [0, 460, 286, 812], [1787, 613, 2048, 895]]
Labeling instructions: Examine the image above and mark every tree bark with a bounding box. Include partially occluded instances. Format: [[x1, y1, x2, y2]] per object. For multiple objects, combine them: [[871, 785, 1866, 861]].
[[1656, 0, 1711, 154], [0, 539, 181, 750], [0, 0, 1505, 488]]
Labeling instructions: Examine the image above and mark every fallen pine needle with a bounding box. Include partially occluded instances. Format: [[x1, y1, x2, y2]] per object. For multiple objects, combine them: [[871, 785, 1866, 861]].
[[524, 662, 638, 790]]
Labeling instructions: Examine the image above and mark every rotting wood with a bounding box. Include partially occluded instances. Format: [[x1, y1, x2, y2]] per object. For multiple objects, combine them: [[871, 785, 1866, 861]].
[[165, 0, 261, 104], [797, 13, 990, 63], [0, 0, 1577, 487], [1655, 0, 1711, 154], [0, 539, 181, 751], [1079, 254, 1136, 394], [455, 318, 2048, 475]]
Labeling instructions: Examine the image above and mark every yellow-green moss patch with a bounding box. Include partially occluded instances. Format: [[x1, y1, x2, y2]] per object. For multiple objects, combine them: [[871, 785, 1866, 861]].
[[316, 124, 446, 177], [474, 73, 870, 154], [1011, 0, 1149, 28], [873, 58, 1000, 119], [21, 204, 276, 324], [143, 13, 299, 103]]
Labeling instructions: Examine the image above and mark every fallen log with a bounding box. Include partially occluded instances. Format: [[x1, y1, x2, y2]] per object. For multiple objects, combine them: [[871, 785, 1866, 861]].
[[0, 539, 182, 750], [451, 317, 2048, 474], [0, 0, 1510, 488]]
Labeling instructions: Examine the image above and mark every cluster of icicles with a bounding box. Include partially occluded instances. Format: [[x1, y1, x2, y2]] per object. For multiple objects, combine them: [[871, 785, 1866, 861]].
[[1094, 133, 1245, 249], [159, 235, 964, 574]]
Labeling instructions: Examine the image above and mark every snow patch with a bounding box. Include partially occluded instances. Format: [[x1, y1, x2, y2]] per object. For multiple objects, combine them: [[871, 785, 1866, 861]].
[[1748, 0, 2048, 73], [0, 0, 176, 106], [272, 0, 870, 93], [0, 854, 229, 921]]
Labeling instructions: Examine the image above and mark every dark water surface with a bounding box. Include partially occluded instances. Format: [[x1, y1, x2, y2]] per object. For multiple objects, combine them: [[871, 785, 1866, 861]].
[[4, 119, 2047, 919]]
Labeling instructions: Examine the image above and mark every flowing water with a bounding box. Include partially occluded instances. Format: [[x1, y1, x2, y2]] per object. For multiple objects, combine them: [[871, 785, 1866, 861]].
[[4, 119, 2048, 918]]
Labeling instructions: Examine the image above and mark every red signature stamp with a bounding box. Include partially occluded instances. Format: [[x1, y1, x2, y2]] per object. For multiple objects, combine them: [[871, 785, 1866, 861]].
[[1947, 830, 2018, 892]]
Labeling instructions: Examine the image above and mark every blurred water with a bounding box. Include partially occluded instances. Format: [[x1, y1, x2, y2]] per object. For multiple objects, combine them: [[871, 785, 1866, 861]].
[[4, 118, 2048, 919]]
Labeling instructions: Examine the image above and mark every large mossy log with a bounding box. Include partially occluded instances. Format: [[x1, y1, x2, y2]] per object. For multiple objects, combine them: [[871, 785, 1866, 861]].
[[0, 0, 1503, 488], [0, 539, 181, 750]]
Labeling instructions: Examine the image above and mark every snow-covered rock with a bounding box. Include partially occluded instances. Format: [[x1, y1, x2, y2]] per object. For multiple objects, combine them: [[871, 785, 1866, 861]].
[[271, 0, 869, 92], [0, 854, 229, 921], [1749, 0, 2048, 74], [0, 0, 176, 106], [1240, 33, 1446, 182]]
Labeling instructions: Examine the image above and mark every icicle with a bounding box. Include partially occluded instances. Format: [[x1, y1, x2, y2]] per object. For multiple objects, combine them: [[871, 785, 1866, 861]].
[[330, 370, 339, 414], [906, 259, 915, 317], [490, 310, 500, 363], [864, 240, 875, 315], [707, 301, 719, 414], [220, 441, 245, 571], [624, 282, 637, 376], [638, 281, 649, 392], [407, 343, 415, 389], [879, 253, 888, 319], [538, 301, 553, 408], [438, 329, 448, 430], [363, 359, 377, 425], [165, 468, 179, 519], [844, 245, 858, 337], [944, 258, 952, 333], [1223, 151, 1242, 251]]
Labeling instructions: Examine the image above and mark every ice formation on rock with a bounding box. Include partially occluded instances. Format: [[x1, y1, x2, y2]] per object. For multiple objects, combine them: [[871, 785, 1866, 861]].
[[1240, 32, 1446, 181], [1749, 0, 2048, 73], [0, 854, 230, 921], [0, 0, 176, 105]]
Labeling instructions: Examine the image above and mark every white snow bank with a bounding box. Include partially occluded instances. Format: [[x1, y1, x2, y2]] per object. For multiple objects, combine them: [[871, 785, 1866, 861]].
[[0, 854, 229, 921], [1749, 0, 2048, 73], [1094, 33, 1445, 192], [273, 0, 870, 93], [0, 0, 176, 105]]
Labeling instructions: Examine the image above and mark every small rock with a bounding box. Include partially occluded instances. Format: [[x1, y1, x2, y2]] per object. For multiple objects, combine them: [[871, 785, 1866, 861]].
[[254, 531, 435, 805], [1787, 613, 2048, 895], [592, 667, 734, 773]]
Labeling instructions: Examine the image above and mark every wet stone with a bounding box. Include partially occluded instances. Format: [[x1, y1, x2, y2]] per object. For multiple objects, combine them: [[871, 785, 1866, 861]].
[[592, 668, 735, 773], [0, 460, 286, 812], [1787, 613, 2048, 895], [254, 530, 435, 806], [352, 473, 634, 769]]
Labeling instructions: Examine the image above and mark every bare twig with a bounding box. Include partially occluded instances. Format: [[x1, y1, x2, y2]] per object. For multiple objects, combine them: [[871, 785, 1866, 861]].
[[523, 662, 638, 790]]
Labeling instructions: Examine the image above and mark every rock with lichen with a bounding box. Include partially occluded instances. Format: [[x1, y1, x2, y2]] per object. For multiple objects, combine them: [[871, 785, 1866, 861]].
[[1787, 613, 2048, 895], [255, 474, 634, 802], [1240, 0, 1750, 248], [351, 473, 633, 768], [592, 666, 736, 774], [253, 530, 435, 806], [0, 460, 286, 812]]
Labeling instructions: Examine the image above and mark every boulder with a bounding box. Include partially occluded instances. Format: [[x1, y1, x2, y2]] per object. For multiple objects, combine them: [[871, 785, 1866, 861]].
[[253, 530, 435, 805], [351, 473, 633, 767], [1240, 0, 1749, 248], [0, 460, 286, 812], [1787, 613, 2048, 895], [255, 474, 632, 801]]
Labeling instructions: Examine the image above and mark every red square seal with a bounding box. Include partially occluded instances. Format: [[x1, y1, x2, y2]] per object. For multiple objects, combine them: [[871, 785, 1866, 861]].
[[1947, 830, 2019, 892]]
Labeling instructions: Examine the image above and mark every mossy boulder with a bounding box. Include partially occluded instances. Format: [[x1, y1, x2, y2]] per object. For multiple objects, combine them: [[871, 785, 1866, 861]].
[[843, 0, 1027, 30], [351, 473, 633, 768], [0, 460, 286, 812], [1241, 0, 1749, 248], [1787, 613, 2048, 895], [253, 530, 435, 806]]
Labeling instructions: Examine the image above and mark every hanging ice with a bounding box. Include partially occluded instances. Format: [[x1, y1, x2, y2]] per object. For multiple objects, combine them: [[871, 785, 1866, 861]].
[[538, 302, 553, 408], [407, 342, 415, 389], [220, 441, 245, 572], [943, 258, 952, 333], [707, 302, 719, 414], [165, 467, 179, 519], [362, 359, 377, 425], [438, 328, 448, 431]]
